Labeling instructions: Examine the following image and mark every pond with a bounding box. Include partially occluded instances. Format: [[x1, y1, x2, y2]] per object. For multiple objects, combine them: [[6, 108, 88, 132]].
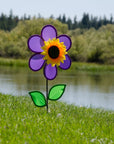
[[0, 66, 114, 110]]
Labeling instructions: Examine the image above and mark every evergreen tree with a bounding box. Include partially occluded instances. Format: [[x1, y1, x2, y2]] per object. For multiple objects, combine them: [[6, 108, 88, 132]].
[[81, 13, 90, 28], [62, 14, 66, 23], [67, 17, 72, 30], [0, 10, 19, 31], [0, 13, 6, 30], [57, 15, 62, 22], [50, 15, 54, 19], [91, 16, 98, 29], [110, 15, 113, 24], [72, 16, 77, 29]]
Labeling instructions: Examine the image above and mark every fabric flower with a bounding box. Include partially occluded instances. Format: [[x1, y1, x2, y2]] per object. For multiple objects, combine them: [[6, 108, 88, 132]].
[[28, 25, 72, 80]]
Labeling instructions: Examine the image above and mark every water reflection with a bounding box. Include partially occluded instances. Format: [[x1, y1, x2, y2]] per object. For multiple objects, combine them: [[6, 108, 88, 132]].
[[0, 66, 114, 110]]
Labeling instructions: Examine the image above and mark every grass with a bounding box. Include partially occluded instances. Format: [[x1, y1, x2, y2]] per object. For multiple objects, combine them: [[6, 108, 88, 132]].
[[0, 93, 114, 144], [0, 58, 28, 67], [71, 62, 114, 72], [0, 57, 114, 72]]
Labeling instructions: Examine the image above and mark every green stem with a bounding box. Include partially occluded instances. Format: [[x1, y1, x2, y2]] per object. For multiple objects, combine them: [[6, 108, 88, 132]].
[[46, 79, 48, 113]]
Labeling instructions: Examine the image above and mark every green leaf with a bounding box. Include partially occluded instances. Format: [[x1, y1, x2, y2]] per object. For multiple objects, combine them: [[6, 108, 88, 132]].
[[48, 84, 66, 101], [29, 91, 46, 107]]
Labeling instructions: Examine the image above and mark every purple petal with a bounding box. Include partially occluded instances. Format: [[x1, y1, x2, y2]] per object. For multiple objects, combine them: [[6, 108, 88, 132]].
[[41, 25, 57, 41], [59, 55, 71, 70], [29, 54, 45, 71], [28, 35, 44, 53], [44, 64, 57, 80], [57, 35, 72, 51]]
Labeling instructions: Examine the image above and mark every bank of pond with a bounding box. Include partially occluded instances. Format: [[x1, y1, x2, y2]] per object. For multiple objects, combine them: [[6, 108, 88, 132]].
[[0, 58, 114, 72]]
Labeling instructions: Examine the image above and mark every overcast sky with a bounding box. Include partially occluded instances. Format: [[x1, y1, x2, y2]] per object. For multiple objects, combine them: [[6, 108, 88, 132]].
[[0, 0, 114, 20]]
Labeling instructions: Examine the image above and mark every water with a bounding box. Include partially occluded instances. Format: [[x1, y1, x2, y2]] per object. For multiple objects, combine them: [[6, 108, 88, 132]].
[[0, 66, 114, 110]]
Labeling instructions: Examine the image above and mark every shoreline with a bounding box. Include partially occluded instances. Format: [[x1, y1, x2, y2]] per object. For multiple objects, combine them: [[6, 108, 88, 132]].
[[0, 57, 114, 72]]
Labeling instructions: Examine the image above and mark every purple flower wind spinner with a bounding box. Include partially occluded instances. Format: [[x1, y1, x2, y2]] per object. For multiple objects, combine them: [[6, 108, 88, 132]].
[[28, 25, 72, 112]]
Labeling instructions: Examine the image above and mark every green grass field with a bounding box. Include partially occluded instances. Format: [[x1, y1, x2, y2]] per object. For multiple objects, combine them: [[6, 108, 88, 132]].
[[0, 93, 114, 144]]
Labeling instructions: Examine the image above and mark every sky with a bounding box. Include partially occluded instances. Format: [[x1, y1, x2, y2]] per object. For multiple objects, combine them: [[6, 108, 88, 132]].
[[0, 0, 114, 20]]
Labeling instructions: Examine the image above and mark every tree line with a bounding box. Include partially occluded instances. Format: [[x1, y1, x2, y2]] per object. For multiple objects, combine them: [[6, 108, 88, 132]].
[[57, 13, 114, 30], [0, 18, 114, 64], [0, 10, 30, 31], [0, 11, 113, 31]]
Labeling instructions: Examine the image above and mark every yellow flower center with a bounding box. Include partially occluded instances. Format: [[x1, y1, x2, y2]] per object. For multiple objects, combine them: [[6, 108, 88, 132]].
[[41, 38, 67, 67]]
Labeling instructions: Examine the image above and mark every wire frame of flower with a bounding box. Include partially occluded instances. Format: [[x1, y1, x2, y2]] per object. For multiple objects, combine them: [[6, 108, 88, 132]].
[[41, 38, 67, 67]]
